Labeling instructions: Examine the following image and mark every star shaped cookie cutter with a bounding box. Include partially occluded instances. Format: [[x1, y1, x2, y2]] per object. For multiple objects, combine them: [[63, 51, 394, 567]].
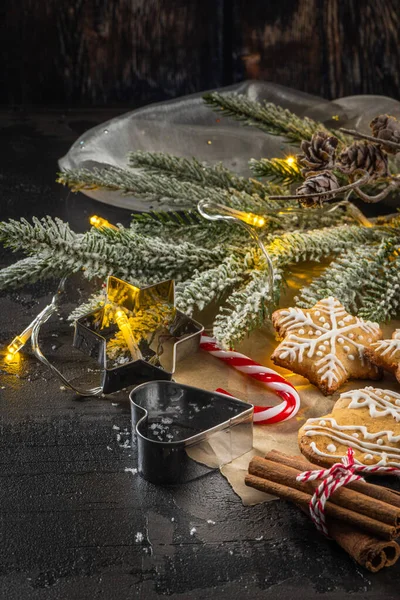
[[73, 276, 204, 394]]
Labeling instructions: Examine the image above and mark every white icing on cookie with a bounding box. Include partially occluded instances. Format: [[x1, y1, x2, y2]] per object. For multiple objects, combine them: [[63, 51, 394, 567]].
[[344, 387, 400, 420], [309, 442, 398, 467], [304, 387, 400, 467], [274, 298, 380, 389], [326, 444, 336, 452], [371, 338, 400, 359]]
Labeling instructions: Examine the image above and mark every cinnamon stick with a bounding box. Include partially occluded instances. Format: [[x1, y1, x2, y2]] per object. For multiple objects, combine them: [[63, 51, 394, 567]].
[[328, 522, 400, 572], [268, 450, 400, 510], [245, 470, 396, 540], [297, 505, 400, 573], [249, 457, 400, 531]]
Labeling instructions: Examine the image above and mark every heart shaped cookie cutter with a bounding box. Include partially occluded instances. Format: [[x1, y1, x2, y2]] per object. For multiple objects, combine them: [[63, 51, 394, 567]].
[[130, 381, 253, 485]]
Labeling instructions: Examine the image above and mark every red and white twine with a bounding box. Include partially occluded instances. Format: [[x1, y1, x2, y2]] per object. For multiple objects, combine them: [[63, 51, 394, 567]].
[[297, 448, 400, 536], [200, 335, 301, 425]]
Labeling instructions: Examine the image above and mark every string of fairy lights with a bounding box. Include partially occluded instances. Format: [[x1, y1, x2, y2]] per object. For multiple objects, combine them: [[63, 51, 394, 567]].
[[3, 154, 299, 363], [4, 200, 270, 364]]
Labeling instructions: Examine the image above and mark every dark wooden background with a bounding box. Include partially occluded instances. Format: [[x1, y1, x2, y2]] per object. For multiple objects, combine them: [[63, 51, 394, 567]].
[[1, 0, 400, 106]]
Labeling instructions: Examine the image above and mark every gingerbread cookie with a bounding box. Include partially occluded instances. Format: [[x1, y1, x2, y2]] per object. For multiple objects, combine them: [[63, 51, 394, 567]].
[[364, 329, 400, 384], [271, 297, 382, 395], [299, 386, 400, 468]]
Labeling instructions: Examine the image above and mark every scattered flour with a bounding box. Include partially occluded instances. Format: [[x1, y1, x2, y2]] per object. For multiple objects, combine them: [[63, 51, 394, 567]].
[[124, 467, 137, 475]]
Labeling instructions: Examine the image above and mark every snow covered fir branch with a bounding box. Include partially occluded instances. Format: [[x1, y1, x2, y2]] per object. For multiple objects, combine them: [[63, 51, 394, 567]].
[[2, 92, 400, 348]]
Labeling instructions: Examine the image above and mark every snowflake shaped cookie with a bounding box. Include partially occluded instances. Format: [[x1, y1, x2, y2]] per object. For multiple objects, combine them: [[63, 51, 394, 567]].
[[271, 297, 382, 395], [365, 329, 400, 384]]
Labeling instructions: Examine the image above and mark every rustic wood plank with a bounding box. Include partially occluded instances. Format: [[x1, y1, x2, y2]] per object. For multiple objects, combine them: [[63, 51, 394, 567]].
[[1, 106, 400, 599], [233, 0, 400, 99], [1, 0, 224, 106]]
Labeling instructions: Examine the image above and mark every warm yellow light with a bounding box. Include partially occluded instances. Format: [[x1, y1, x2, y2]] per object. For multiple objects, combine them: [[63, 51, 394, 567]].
[[285, 156, 296, 166], [89, 215, 118, 230], [5, 353, 14, 362], [113, 308, 142, 361], [213, 205, 267, 228], [7, 333, 29, 357], [241, 213, 266, 228]]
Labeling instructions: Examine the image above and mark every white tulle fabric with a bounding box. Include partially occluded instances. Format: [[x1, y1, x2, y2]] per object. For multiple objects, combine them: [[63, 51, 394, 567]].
[[59, 80, 400, 211]]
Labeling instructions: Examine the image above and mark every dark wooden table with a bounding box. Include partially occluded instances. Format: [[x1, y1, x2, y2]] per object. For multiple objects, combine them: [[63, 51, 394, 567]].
[[0, 108, 399, 600]]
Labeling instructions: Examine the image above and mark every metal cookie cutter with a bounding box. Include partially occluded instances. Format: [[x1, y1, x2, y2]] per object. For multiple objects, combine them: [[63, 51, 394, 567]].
[[73, 276, 203, 394], [130, 381, 253, 485]]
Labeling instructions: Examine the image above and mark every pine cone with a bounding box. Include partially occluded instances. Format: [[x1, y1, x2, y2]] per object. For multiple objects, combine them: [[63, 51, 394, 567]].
[[296, 171, 340, 207], [370, 114, 400, 153], [297, 131, 339, 175], [338, 141, 388, 178]]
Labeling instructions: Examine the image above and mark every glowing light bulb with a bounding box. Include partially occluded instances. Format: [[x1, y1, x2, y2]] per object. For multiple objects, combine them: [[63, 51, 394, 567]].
[[89, 215, 118, 230], [204, 204, 267, 228], [229, 209, 266, 228], [241, 213, 266, 228], [285, 156, 296, 166], [6, 324, 35, 358], [114, 309, 142, 361]]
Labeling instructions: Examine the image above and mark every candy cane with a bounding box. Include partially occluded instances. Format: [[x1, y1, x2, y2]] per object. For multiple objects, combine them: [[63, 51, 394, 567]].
[[200, 335, 301, 424]]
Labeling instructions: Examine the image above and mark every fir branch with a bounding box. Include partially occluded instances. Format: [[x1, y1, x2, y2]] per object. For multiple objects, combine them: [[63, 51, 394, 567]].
[[267, 224, 386, 264], [295, 244, 387, 313], [203, 92, 338, 144], [211, 224, 390, 347], [92, 226, 227, 278], [0, 254, 64, 290], [0, 217, 227, 287], [57, 166, 284, 214], [249, 157, 302, 185], [175, 252, 253, 315], [213, 268, 282, 349], [128, 151, 286, 197], [0, 217, 78, 254], [129, 213, 253, 248], [67, 291, 106, 322], [358, 244, 400, 322]]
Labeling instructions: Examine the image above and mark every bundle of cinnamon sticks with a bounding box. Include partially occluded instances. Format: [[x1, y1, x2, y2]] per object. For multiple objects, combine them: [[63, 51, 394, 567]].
[[245, 450, 400, 572]]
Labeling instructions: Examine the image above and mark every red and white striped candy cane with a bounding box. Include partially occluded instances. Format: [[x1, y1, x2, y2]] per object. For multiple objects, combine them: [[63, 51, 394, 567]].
[[200, 335, 301, 425]]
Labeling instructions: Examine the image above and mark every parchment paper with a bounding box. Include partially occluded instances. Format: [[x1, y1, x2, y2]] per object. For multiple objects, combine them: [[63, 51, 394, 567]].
[[174, 264, 400, 505]]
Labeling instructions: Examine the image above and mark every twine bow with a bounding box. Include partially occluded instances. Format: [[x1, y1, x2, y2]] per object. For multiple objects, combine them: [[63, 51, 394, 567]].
[[297, 448, 400, 536]]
